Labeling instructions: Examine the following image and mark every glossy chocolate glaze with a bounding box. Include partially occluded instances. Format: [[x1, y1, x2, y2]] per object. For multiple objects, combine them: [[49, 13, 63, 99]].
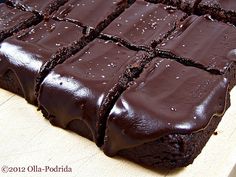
[[102, 1, 186, 48], [103, 58, 229, 156], [7, 0, 68, 16], [38, 39, 144, 145], [53, 0, 128, 28], [0, 19, 83, 103], [0, 3, 35, 42], [158, 15, 236, 75]]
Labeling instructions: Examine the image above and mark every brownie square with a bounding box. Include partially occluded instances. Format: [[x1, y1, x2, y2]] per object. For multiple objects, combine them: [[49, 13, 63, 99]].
[[6, 0, 68, 16], [53, 0, 130, 32], [0, 19, 84, 104], [197, 0, 236, 24], [103, 58, 230, 169], [158, 15, 236, 88], [38, 39, 151, 146], [0, 3, 39, 42], [101, 1, 186, 49]]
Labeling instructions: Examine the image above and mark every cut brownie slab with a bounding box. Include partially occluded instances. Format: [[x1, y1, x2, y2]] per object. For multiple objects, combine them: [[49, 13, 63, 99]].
[[103, 58, 230, 169], [6, 0, 68, 16], [53, 0, 132, 33], [101, 1, 186, 50], [0, 3, 40, 42], [0, 19, 84, 104], [197, 0, 236, 24], [38, 39, 153, 146], [158, 15, 236, 88]]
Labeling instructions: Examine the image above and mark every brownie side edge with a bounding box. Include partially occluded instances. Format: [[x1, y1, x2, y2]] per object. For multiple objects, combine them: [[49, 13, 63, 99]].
[[0, 69, 24, 97], [118, 95, 230, 169], [96, 51, 155, 146]]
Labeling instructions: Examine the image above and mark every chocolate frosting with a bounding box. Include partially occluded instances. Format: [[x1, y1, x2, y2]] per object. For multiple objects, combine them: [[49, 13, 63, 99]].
[[103, 58, 229, 155], [38, 39, 141, 144], [158, 15, 236, 74], [0, 4, 34, 40], [53, 0, 127, 28], [0, 19, 83, 103], [102, 1, 186, 47]]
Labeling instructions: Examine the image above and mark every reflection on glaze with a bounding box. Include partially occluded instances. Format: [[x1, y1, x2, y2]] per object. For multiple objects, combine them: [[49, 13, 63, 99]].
[[0, 43, 43, 71], [227, 49, 236, 61], [111, 103, 123, 116], [97, 94, 105, 107], [44, 71, 91, 98], [175, 122, 192, 131]]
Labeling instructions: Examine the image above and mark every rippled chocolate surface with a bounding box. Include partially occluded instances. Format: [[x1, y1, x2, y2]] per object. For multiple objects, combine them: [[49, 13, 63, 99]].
[[158, 15, 236, 74], [38, 39, 143, 144], [104, 58, 229, 155], [103, 1, 186, 47], [0, 19, 83, 103], [53, 0, 127, 28]]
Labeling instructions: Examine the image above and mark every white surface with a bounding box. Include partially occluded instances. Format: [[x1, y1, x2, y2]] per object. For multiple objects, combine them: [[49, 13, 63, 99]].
[[0, 88, 236, 177]]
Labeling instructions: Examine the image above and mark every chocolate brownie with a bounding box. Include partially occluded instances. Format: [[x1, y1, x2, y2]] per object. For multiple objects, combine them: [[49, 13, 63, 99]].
[[52, 0, 133, 34], [103, 58, 230, 169], [38, 39, 153, 145], [0, 19, 84, 104], [100, 1, 186, 50], [6, 0, 68, 16], [197, 0, 236, 24], [146, 0, 201, 13], [0, 0, 235, 171], [0, 3, 40, 42], [158, 15, 236, 88]]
